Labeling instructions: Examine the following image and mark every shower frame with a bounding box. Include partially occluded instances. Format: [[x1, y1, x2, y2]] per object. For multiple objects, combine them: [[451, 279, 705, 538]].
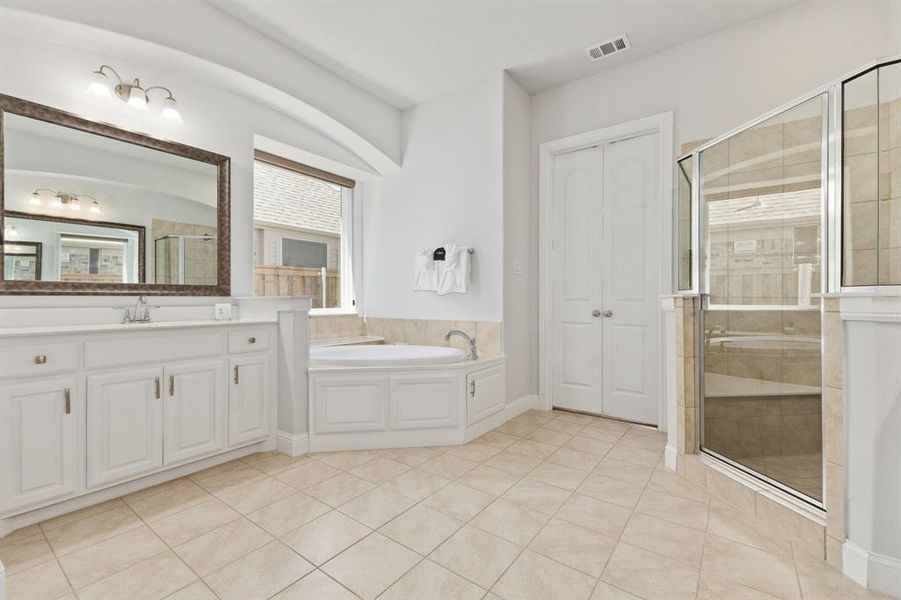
[[154, 233, 217, 285], [675, 54, 901, 509]]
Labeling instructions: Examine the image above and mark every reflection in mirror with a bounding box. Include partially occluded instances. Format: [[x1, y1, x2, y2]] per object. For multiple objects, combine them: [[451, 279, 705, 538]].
[[2, 109, 221, 289]]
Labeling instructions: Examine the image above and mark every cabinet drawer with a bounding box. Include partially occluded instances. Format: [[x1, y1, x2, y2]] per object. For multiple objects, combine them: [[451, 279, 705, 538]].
[[0, 342, 78, 379], [85, 331, 224, 369], [228, 329, 271, 353]]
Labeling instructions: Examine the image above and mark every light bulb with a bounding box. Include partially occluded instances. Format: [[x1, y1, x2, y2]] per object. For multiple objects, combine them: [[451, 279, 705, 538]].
[[69, 201, 81, 211], [161, 96, 182, 123], [87, 69, 111, 97], [127, 86, 149, 110], [29, 192, 41, 206], [90, 201, 101, 214]]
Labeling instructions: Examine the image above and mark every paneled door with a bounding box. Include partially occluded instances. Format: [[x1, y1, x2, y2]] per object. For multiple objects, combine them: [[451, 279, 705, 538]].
[[164, 360, 226, 464], [229, 355, 271, 446], [551, 133, 660, 424]]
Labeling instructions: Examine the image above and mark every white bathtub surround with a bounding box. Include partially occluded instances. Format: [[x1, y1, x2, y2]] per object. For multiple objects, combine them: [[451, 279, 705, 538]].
[[841, 295, 901, 598], [311, 345, 465, 367]]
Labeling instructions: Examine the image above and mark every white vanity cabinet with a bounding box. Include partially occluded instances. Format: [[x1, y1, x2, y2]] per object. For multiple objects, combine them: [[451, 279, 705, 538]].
[[0, 377, 81, 514], [164, 360, 227, 464], [229, 354, 271, 446], [466, 364, 506, 425]]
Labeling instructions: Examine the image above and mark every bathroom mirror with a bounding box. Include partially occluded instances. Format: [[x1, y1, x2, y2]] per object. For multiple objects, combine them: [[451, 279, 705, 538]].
[[0, 95, 230, 295]]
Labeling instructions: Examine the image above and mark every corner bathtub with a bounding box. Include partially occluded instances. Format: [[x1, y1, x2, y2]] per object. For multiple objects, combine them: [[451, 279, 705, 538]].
[[307, 344, 510, 452]]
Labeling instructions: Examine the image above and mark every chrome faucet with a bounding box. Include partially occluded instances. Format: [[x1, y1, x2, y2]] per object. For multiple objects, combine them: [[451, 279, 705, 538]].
[[445, 329, 478, 361], [113, 296, 159, 324]]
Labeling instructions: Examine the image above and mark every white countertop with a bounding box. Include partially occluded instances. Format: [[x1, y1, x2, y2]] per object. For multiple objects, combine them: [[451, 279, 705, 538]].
[[0, 318, 277, 338]]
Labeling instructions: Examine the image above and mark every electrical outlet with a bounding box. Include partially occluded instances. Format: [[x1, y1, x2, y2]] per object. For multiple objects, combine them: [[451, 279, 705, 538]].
[[512, 261, 523, 275]]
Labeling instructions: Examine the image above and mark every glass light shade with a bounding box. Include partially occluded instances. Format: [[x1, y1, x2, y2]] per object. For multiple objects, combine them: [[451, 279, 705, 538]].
[[50, 198, 63, 208], [127, 87, 149, 110], [87, 70, 111, 97], [29, 193, 41, 206], [161, 97, 182, 123], [5, 227, 18, 238], [69, 201, 81, 211], [90, 201, 101, 214]]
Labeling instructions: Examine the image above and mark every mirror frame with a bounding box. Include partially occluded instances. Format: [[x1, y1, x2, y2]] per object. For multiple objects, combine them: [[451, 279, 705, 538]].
[[0, 94, 230, 296]]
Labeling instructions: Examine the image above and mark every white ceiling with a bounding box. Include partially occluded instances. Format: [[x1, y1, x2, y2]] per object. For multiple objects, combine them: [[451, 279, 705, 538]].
[[211, 0, 800, 109]]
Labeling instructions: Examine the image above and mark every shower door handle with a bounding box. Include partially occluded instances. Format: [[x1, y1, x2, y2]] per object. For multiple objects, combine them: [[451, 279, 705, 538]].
[[603, 310, 613, 318], [592, 310, 602, 318]]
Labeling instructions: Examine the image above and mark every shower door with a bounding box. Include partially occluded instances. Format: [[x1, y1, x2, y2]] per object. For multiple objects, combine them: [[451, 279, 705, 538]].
[[699, 95, 827, 505]]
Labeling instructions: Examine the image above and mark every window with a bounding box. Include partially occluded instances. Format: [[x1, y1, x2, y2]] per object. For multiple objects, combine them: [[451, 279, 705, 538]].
[[252, 150, 355, 311], [60, 235, 127, 284]]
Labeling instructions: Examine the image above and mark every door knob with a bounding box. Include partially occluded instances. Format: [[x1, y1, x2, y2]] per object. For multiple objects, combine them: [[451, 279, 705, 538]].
[[603, 310, 614, 318], [592, 310, 602, 317]]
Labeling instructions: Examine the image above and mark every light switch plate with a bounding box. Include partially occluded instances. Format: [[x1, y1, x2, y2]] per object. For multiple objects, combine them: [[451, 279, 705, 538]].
[[512, 261, 523, 275]]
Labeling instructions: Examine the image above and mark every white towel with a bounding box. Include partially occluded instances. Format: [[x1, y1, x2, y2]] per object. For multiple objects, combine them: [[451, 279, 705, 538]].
[[436, 243, 471, 295], [414, 249, 438, 291]]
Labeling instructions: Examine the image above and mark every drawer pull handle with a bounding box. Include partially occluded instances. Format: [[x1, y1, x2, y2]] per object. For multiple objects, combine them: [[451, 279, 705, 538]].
[[169, 375, 175, 396], [234, 365, 239, 385], [64, 388, 71, 415], [248, 337, 256, 344], [154, 377, 161, 399], [34, 355, 47, 365], [469, 381, 476, 397]]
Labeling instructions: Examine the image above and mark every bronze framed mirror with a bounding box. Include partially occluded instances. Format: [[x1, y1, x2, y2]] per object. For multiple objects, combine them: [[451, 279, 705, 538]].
[[0, 94, 230, 295]]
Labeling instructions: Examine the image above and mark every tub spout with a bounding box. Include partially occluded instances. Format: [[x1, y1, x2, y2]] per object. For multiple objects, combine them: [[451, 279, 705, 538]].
[[445, 329, 478, 361]]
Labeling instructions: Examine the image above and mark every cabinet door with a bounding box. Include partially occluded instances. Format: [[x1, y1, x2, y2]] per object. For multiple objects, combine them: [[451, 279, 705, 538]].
[[229, 355, 271, 446], [467, 364, 506, 425], [87, 367, 163, 488], [164, 360, 226, 465], [0, 377, 80, 515]]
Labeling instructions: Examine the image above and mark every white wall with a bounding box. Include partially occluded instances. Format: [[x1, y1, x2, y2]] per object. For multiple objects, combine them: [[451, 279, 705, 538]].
[[502, 74, 535, 402], [362, 76, 504, 321]]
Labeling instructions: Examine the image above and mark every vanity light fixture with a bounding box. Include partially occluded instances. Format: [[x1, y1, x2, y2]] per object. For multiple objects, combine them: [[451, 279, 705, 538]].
[[88, 64, 182, 123], [32, 189, 99, 214]]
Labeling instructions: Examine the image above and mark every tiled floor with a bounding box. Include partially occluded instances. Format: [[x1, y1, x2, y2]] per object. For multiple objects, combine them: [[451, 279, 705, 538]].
[[0, 409, 886, 600]]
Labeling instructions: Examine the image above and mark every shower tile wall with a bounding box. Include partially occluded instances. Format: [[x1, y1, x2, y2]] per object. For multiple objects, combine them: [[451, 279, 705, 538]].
[[151, 218, 217, 285]]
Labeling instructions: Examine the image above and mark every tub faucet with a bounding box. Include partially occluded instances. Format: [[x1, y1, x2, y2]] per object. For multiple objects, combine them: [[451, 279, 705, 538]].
[[445, 329, 478, 361]]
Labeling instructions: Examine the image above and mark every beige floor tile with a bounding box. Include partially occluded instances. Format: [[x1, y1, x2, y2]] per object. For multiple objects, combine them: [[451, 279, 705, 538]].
[[424, 482, 496, 521], [526, 427, 572, 447], [431, 526, 522, 589], [527, 461, 588, 491], [348, 457, 411, 483], [592, 458, 654, 486], [58, 526, 168, 589], [241, 451, 310, 475], [189, 460, 267, 495], [620, 512, 706, 567], [380, 559, 486, 600], [419, 453, 480, 479], [246, 492, 330, 536], [457, 464, 520, 495], [593, 418, 631, 433], [647, 466, 710, 504], [485, 450, 542, 476], [502, 478, 571, 514], [528, 518, 616, 578], [564, 436, 614, 457], [507, 439, 557, 460], [381, 468, 450, 501], [470, 498, 549, 546], [702, 534, 801, 599], [76, 550, 196, 600], [5, 557, 73, 600], [276, 460, 342, 489], [149, 498, 240, 546], [590, 581, 642, 599], [173, 517, 273, 576], [600, 542, 700, 600], [382, 445, 444, 466], [617, 433, 666, 454], [304, 472, 376, 507], [794, 549, 886, 599], [707, 500, 792, 557], [546, 447, 601, 471], [337, 487, 415, 528], [321, 533, 421, 600], [271, 569, 358, 600], [280, 511, 371, 565], [0, 529, 55, 574], [44, 503, 143, 556], [40, 498, 126, 532], [204, 541, 314, 600], [446, 442, 502, 463], [496, 420, 539, 437], [123, 479, 212, 522], [315, 450, 381, 471], [216, 476, 297, 514], [606, 446, 662, 468], [475, 430, 520, 449], [379, 504, 462, 554], [553, 411, 596, 425], [556, 494, 632, 538], [576, 474, 644, 509], [165, 580, 219, 600], [696, 571, 782, 599], [542, 418, 587, 435], [577, 425, 626, 445], [635, 488, 708, 531], [492, 549, 596, 600]]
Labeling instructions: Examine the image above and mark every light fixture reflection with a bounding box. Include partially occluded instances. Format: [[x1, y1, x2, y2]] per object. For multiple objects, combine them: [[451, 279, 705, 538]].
[[87, 69, 112, 97], [161, 96, 182, 123]]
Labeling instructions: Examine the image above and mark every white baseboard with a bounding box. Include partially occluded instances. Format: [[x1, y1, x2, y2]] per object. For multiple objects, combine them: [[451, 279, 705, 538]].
[[844, 540, 901, 598], [664, 444, 677, 470], [276, 431, 309, 457]]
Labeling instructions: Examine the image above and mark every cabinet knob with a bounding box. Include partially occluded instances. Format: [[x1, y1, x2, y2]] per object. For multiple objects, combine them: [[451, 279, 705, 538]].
[[34, 355, 48, 365], [248, 337, 256, 344]]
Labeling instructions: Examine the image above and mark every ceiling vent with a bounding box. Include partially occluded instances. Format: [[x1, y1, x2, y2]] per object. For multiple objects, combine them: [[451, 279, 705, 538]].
[[585, 35, 631, 61]]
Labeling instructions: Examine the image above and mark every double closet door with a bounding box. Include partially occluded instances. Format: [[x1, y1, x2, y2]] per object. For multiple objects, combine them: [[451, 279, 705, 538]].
[[550, 132, 660, 425]]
